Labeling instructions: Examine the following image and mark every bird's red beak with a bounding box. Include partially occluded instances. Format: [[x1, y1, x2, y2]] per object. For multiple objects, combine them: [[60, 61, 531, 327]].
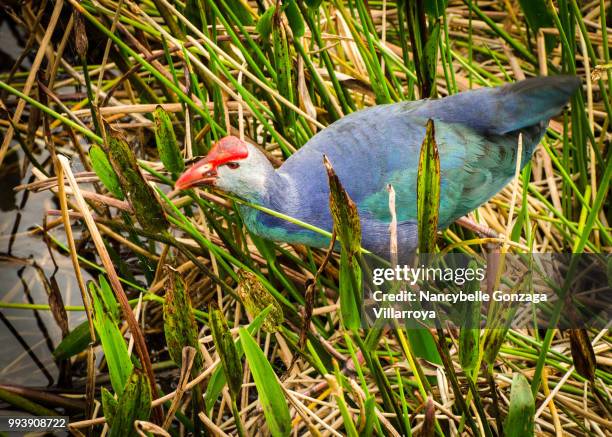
[[175, 160, 217, 190], [175, 136, 248, 190]]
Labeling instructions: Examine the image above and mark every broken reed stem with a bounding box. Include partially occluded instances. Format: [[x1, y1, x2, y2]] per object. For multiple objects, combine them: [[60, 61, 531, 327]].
[[56, 160, 98, 423], [162, 347, 196, 429], [56, 162, 96, 340], [57, 155, 163, 424], [387, 184, 398, 266]]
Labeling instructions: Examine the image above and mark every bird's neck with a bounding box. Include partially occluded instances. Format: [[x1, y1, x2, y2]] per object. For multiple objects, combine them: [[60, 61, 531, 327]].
[[236, 172, 301, 240]]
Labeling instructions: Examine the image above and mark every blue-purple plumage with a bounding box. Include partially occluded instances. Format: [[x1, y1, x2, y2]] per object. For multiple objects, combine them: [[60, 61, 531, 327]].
[[235, 76, 580, 259]]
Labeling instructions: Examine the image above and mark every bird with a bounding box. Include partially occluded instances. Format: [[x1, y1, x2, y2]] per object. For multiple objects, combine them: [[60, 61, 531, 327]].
[[175, 76, 580, 261]]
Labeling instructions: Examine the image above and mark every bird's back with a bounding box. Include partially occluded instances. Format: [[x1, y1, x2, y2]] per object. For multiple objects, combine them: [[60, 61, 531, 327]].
[[264, 76, 580, 257]]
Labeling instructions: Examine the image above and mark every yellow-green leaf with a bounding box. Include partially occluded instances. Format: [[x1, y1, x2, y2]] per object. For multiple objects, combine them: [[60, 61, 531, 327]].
[[505, 373, 535, 437], [98, 275, 120, 321], [417, 119, 440, 255], [256, 6, 275, 42], [89, 144, 124, 199], [482, 326, 509, 367], [101, 387, 118, 427], [324, 156, 361, 258], [52, 321, 93, 360], [163, 267, 202, 373], [54, 274, 119, 360], [104, 124, 168, 233], [239, 328, 291, 437], [226, 0, 253, 25], [108, 369, 152, 437], [283, 0, 305, 38], [324, 156, 361, 329], [204, 306, 272, 413], [210, 307, 242, 399], [273, 20, 295, 124], [237, 269, 284, 333], [338, 250, 361, 329], [90, 280, 133, 396], [153, 106, 183, 177]]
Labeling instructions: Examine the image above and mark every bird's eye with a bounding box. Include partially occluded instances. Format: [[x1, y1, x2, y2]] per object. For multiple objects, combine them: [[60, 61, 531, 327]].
[[226, 162, 240, 170]]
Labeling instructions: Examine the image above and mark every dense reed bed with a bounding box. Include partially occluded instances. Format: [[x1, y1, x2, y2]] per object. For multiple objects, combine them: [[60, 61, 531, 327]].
[[0, 0, 610, 436]]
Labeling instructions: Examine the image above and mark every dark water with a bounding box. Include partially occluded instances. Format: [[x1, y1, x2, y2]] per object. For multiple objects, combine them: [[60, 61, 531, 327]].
[[0, 20, 88, 390], [0, 152, 90, 388]]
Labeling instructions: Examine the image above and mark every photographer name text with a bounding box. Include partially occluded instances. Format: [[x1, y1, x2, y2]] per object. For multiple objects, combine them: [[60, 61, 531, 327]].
[[371, 290, 548, 320]]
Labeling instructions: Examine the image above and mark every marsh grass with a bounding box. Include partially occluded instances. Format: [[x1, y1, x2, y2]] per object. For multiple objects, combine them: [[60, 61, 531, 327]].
[[0, 0, 610, 436]]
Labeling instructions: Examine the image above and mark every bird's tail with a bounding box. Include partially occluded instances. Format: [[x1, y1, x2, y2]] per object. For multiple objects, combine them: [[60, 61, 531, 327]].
[[414, 75, 581, 135], [492, 75, 581, 133]]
